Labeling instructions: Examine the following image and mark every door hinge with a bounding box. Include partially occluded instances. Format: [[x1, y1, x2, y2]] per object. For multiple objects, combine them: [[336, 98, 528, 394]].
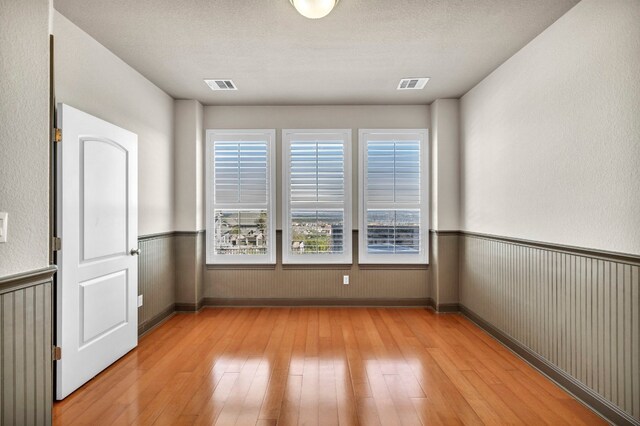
[[52, 236, 61, 251], [53, 346, 62, 361], [54, 128, 62, 143]]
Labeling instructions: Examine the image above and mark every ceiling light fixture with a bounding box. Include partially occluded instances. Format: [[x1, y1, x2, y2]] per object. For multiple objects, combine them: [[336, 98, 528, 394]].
[[290, 0, 339, 19]]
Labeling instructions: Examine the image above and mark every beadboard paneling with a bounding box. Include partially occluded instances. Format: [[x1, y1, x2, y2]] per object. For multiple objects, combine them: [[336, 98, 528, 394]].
[[429, 231, 460, 308], [459, 233, 640, 424], [1, 281, 52, 426], [138, 234, 175, 334], [205, 231, 429, 301]]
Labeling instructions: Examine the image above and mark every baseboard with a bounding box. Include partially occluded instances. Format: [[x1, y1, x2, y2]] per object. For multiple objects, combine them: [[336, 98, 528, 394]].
[[175, 302, 199, 312], [460, 305, 639, 426], [426, 298, 460, 313], [201, 297, 431, 307], [435, 302, 460, 313], [138, 305, 175, 336]]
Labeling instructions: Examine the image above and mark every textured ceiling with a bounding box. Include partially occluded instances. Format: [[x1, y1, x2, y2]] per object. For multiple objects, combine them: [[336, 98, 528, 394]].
[[54, 0, 580, 105]]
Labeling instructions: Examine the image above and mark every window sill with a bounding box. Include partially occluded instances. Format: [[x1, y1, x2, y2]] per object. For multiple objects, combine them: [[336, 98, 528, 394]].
[[282, 263, 352, 270], [206, 264, 276, 270], [358, 263, 429, 270], [206, 263, 428, 271]]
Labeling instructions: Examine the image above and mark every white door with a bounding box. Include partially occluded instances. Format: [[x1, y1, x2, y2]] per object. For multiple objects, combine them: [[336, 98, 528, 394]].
[[55, 103, 138, 400]]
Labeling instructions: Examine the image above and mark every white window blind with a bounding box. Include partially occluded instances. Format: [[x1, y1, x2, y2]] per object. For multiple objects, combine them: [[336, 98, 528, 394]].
[[283, 130, 352, 264], [359, 129, 429, 264], [206, 130, 276, 264], [213, 142, 269, 204]]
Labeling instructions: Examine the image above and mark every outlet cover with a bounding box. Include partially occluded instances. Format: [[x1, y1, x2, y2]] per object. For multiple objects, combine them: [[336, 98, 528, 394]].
[[137, 294, 143, 307], [343, 275, 349, 285]]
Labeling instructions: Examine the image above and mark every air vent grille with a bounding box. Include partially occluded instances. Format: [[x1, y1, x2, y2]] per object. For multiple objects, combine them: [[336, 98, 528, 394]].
[[205, 79, 238, 91], [397, 78, 429, 90]]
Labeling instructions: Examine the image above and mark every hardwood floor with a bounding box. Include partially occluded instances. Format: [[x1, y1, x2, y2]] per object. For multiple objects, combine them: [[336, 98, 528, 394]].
[[53, 308, 605, 425]]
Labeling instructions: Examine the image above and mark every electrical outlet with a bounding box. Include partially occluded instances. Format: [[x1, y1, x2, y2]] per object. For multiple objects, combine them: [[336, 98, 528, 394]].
[[343, 275, 349, 285], [137, 294, 143, 307], [0, 212, 7, 243]]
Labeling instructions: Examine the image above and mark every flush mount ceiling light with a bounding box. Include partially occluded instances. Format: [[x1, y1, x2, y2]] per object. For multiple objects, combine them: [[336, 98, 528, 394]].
[[290, 0, 339, 19]]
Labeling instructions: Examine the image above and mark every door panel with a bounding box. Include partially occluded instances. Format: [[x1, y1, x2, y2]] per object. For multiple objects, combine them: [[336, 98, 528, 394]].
[[79, 270, 128, 346], [56, 103, 138, 400], [82, 138, 128, 261]]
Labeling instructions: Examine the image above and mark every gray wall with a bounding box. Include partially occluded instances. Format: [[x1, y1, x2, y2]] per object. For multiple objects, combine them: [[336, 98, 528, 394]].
[[459, 233, 640, 424], [429, 232, 459, 308], [175, 232, 205, 309], [138, 235, 176, 334], [206, 231, 429, 303], [1, 277, 53, 426], [0, 0, 50, 277]]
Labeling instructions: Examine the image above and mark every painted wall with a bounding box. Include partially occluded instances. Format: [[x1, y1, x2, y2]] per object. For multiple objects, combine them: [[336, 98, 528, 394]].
[[203, 105, 431, 230], [430, 99, 460, 231], [460, 0, 640, 255], [0, 0, 51, 277], [174, 100, 204, 232], [53, 11, 175, 236]]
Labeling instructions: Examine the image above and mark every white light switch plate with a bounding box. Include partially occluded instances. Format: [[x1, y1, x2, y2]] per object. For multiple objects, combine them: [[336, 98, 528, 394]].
[[137, 294, 143, 307], [0, 212, 7, 243], [343, 275, 349, 285]]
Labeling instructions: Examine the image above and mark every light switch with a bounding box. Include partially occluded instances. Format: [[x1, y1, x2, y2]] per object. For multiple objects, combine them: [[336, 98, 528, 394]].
[[0, 212, 7, 243]]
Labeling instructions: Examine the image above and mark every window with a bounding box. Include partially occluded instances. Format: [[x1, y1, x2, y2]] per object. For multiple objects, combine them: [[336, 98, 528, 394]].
[[358, 129, 429, 264], [206, 130, 276, 264], [282, 129, 352, 264]]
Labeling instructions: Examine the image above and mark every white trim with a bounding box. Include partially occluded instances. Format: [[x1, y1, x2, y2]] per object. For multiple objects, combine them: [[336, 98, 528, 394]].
[[282, 129, 352, 264], [358, 129, 429, 264], [205, 129, 276, 264]]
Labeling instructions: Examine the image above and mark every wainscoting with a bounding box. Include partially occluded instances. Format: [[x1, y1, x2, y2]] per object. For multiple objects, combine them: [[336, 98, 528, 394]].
[[138, 233, 176, 335], [429, 231, 460, 310], [459, 232, 640, 425], [204, 231, 430, 305], [0, 266, 56, 426]]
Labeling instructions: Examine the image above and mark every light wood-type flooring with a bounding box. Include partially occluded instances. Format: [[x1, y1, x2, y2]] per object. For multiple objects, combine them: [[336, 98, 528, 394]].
[[53, 308, 606, 425]]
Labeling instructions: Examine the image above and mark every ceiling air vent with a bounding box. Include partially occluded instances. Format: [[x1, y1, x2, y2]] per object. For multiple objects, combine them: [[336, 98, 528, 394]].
[[205, 79, 238, 91], [397, 78, 429, 90]]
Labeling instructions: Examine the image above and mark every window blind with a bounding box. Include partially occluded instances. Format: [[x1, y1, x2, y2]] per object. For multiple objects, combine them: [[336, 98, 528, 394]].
[[283, 130, 352, 264], [290, 141, 345, 203], [213, 141, 268, 204], [366, 140, 420, 203], [206, 130, 276, 265], [359, 130, 428, 264]]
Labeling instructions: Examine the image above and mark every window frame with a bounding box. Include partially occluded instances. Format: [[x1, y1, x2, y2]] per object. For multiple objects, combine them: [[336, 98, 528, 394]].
[[205, 129, 277, 265], [358, 129, 429, 264], [282, 129, 353, 264]]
